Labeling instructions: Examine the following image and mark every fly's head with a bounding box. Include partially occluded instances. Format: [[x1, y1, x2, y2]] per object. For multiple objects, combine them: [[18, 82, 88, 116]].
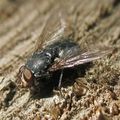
[[18, 64, 51, 89], [18, 65, 34, 87], [18, 64, 52, 95]]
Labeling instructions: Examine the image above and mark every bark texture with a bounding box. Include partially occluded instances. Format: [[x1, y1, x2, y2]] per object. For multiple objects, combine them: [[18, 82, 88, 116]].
[[0, 0, 120, 119]]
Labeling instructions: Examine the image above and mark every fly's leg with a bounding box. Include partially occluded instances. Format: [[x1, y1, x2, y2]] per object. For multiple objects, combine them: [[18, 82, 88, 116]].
[[55, 69, 64, 97], [58, 69, 64, 89]]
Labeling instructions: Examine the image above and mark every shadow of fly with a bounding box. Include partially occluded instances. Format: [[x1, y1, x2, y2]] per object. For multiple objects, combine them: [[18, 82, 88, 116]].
[[18, 6, 112, 90]]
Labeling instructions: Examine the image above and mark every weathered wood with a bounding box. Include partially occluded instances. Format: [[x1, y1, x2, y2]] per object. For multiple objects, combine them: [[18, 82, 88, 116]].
[[0, 0, 120, 119]]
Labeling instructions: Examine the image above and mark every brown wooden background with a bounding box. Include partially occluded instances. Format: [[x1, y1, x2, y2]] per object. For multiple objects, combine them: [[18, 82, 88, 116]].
[[0, 0, 120, 119]]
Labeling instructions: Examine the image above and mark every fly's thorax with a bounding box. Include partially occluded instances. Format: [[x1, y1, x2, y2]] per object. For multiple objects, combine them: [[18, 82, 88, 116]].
[[25, 51, 53, 78]]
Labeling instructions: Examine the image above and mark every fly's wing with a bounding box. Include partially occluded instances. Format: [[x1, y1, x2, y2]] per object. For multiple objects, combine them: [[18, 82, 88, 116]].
[[49, 48, 112, 71], [35, 6, 73, 51]]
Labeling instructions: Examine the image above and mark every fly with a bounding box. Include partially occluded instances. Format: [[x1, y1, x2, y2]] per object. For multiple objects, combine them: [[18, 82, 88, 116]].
[[18, 6, 112, 89]]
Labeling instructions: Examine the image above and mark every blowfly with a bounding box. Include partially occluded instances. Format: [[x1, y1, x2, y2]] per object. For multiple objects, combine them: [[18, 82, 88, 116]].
[[18, 6, 112, 89]]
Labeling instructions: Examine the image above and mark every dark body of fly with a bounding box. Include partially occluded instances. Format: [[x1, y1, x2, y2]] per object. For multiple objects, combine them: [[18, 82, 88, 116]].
[[26, 39, 79, 79]]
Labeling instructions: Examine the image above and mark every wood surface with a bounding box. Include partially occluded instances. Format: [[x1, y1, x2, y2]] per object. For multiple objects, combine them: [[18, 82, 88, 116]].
[[0, 0, 120, 119]]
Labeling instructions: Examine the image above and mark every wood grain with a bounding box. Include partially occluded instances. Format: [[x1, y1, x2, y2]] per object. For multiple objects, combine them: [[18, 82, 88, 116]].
[[0, 0, 120, 119]]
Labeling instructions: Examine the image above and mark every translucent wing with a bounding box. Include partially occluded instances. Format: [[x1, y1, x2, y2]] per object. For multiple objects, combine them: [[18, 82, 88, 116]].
[[49, 48, 112, 71], [35, 6, 73, 51]]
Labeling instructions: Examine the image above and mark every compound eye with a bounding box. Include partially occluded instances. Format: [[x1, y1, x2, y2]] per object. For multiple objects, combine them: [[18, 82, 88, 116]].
[[23, 67, 33, 81]]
